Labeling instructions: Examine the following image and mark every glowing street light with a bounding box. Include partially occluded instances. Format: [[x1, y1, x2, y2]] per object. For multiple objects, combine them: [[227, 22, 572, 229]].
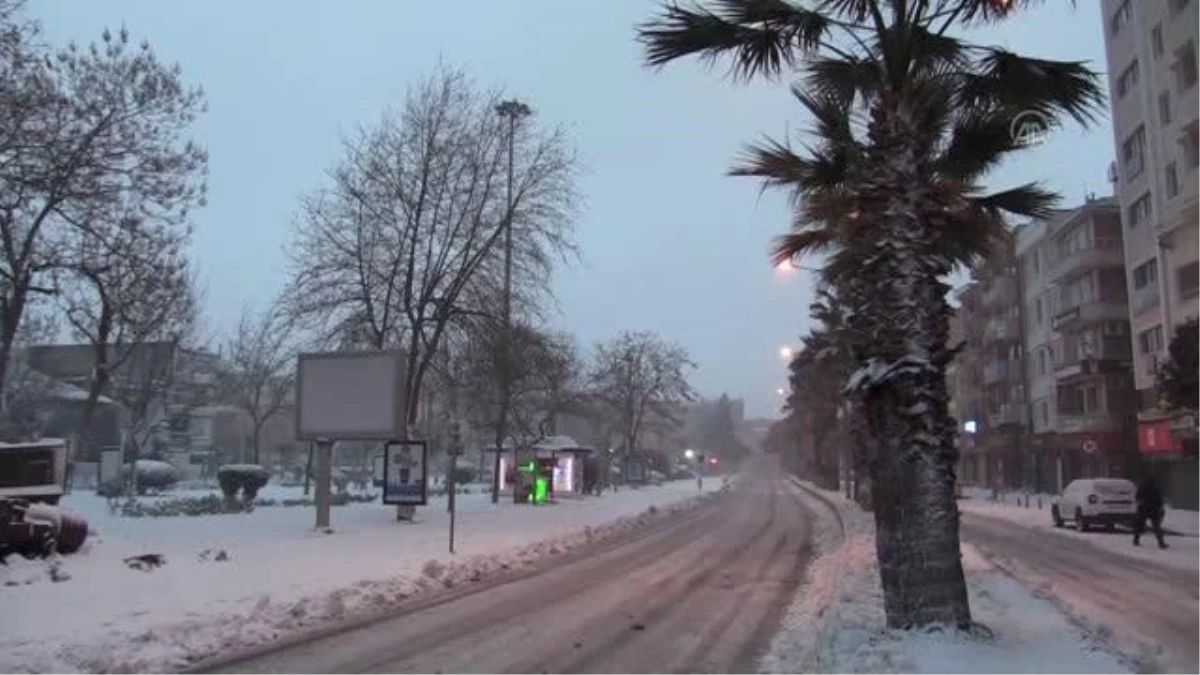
[[684, 448, 695, 460], [776, 387, 786, 396], [780, 345, 794, 360]]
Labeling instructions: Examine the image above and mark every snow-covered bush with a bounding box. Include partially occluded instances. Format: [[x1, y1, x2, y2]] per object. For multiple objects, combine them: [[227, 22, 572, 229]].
[[331, 467, 350, 494], [119, 460, 180, 495], [119, 494, 253, 518], [217, 464, 270, 502]]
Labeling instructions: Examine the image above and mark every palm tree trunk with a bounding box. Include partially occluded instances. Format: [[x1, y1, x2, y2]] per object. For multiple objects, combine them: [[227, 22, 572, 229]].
[[848, 99, 970, 629]]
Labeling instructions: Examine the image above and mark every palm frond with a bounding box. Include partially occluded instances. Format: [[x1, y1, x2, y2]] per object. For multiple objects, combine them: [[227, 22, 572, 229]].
[[934, 112, 1019, 182], [955, 49, 1106, 127], [636, 0, 832, 80], [802, 55, 881, 106], [968, 183, 1059, 219], [770, 229, 837, 266], [949, 0, 1067, 27], [791, 84, 864, 146]]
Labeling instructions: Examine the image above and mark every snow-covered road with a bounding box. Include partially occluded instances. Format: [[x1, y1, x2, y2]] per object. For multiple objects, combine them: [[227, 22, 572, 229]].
[[962, 513, 1199, 674], [192, 458, 819, 674]]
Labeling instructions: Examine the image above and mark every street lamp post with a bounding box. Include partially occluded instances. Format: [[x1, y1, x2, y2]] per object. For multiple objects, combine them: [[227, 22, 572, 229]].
[[494, 99, 532, 505]]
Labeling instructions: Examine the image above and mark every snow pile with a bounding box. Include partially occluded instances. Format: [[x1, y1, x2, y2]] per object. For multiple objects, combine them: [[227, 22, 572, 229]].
[[0, 479, 724, 674], [761, 482, 1132, 674]]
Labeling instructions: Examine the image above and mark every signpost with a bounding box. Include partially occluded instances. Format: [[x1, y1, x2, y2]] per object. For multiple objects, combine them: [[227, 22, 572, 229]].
[[295, 349, 407, 531], [447, 421, 463, 554]]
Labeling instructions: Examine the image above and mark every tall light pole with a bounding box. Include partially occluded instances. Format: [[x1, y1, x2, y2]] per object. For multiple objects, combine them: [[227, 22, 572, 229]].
[[493, 99, 531, 504]]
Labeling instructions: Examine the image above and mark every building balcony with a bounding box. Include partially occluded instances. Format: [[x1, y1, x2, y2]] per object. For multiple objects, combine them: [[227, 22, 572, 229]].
[[984, 315, 1021, 343], [1159, 193, 1200, 237], [1053, 357, 1132, 383], [981, 276, 1019, 309], [1050, 299, 1129, 331], [988, 403, 1027, 428], [1054, 413, 1121, 435], [1051, 238, 1125, 282]]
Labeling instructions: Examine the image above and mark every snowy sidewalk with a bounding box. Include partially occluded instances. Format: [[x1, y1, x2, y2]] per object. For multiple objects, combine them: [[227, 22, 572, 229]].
[[0, 479, 724, 674], [760, 483, 1132, 674], [958, 489, 1199, 573]]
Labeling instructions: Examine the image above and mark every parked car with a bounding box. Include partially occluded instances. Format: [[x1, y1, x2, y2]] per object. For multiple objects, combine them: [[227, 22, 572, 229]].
[[1051, 478, 1138, 531]]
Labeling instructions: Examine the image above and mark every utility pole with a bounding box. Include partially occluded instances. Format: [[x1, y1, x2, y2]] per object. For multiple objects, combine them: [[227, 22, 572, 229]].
[[493, 99, 532, 505]]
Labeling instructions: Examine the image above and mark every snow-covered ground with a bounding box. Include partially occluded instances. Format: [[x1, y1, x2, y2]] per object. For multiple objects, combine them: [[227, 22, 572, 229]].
[[761, 482, 1133, 674], [0, 478, 725, 674], [958, 489, 1199, 573]]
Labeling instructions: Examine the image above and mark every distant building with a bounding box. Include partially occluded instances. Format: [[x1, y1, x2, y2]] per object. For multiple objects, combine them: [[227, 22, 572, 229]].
[[22, 341, 227, 479], [950, 235, 1027, 490]]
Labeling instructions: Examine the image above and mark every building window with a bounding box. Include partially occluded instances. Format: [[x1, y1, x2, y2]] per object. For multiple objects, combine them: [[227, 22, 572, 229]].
[[1138, 325, 1165, 354], [1127, 192, 1152, 228], [1174, 41, 1198, 92], [1182, 123, 1200, 169], [1122, 126, 1146, 179], [1171, 0, 1192, 16], [1166, 162, 1180, 198], [1083, 386, 1100, 414], [1117, 60, 1139, 99], [1035, 297, 1043, 324], [1159, 91, 1172, 125], [1179, 262, 1200, 299], [1152, 25, 1165, 59], [1133, 258, 1159, 289], [1037, 349, 1047, 376], [1111, 0, 1131, 34]]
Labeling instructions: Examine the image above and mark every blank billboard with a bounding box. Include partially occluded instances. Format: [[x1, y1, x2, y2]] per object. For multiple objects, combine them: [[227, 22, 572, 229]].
[[295, 349, 407, 441]]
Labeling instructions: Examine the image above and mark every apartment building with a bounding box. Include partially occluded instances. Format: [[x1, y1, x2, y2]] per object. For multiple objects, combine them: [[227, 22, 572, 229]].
[[1102, 0, 1199, 506], [950, 237, 1029, 490], [1017, 198, 1140, 491]]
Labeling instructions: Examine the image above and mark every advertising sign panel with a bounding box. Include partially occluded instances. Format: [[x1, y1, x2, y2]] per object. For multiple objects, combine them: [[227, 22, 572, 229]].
[[383, 440, 428, 506]]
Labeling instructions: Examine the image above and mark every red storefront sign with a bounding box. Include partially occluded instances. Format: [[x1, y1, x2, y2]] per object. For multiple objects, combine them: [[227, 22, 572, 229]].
[[1139, 419, 1183, 455]]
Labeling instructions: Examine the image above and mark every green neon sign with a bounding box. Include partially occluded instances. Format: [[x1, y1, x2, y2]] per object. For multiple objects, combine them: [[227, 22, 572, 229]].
[[531, 476, 549, 504]]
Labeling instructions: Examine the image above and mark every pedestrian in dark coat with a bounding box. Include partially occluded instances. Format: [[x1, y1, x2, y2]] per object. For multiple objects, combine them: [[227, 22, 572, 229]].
[[1133, 474, 1168, 549]]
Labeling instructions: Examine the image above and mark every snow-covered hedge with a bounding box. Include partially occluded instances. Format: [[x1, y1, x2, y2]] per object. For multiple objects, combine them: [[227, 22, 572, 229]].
[[99, 460, 181, 496], [217, 465, 270, 502], [117, 494, 254, 518]]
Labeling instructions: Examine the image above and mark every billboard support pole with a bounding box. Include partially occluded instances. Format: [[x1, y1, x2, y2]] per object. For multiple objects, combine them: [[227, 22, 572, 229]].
[[315, 437, 333, 530]]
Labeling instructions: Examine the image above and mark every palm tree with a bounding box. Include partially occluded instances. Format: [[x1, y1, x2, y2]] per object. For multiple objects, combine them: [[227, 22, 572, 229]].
[[637, 0, 1103, 628], [784, 286, 851, 489]]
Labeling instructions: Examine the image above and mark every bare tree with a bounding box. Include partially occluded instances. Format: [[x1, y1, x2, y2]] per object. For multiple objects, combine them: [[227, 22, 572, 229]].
[[103, 286, 204, 493], [57, 218, 194, 455], [463, 321, 582, 444], [280, 64, 579, 429], [0, 15, 207, 400], [216, 305, 297, 465], [0, 300, 58, 440], [589, 331, 696, 471]]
